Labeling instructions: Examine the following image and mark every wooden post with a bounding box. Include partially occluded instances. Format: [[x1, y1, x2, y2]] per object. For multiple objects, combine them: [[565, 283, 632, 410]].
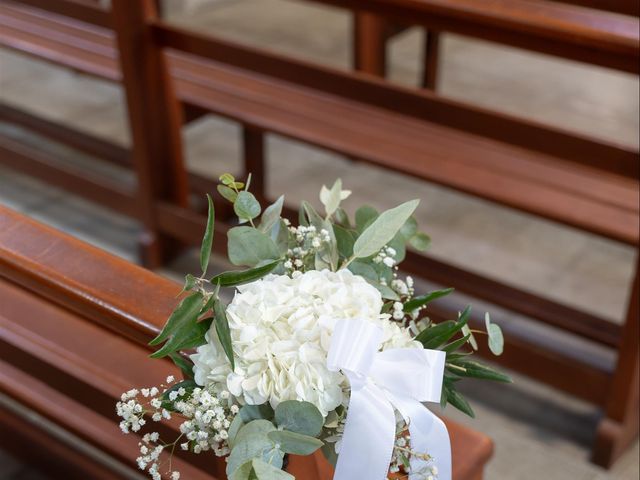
[[110, 0, 188, 268], [353, 11, 388, 77], [592, 261, 640, 467], [242, 127, 266, 203], [423, 29, 441, 90]]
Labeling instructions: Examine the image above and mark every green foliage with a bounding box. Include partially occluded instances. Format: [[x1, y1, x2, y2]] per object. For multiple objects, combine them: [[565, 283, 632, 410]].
[[259, 196, 284, 233], [403, 288, 454, 312], [409, 232, 431, 251], [485, 313, 504, 356], [239, 404, 275, 423], [218, 184, 238, 202], [235, 191, 262, 224], [415, 306, 470, 349], [447, 359, 512, 383], [228, 227, 280, 267], [211, 260, 280, 287], [442, 383, 475, 418], [250, 459, 294, 480], [213, 299, 234, 370], [352, 199, 419, 259], [268, 430, 323, 455], [168, 352, 195, 379], [148, 292, 205, 357], [200, 194, 215, 274], [274, 400, 323, 437], [355, 205, 378, 232]]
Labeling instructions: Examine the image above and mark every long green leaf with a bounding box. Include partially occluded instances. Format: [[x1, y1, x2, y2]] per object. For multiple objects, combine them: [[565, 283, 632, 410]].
[[149, 292, 204, 346], [403, 288, 454, 312], [169, 352, 195, 379], [211, 260, 280, 287], [448, 359, 512, 383], [352, 199, 419, 258], [416, 306, 470, 349], [445, 386, 475, 418], [150, 316, 212, 358], [214, 299, 235, 370], [200, 194, 215, 274]]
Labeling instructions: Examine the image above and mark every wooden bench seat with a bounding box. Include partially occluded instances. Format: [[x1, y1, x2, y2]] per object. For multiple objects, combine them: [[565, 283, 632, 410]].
[[1, 1, 637, 245], [0, 206, 494, 479]]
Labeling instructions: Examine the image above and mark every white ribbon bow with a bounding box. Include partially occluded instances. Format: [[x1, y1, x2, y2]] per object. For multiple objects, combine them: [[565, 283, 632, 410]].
[[327, 318, 451, 480]]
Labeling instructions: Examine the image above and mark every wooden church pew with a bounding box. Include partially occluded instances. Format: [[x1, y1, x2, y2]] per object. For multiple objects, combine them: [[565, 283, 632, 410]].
[[0, 0, 637, 467], [0, 205, 494, 479]]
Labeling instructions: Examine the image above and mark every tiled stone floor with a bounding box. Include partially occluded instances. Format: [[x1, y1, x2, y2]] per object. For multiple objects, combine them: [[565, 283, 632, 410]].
[[0, 0, 638, 479]]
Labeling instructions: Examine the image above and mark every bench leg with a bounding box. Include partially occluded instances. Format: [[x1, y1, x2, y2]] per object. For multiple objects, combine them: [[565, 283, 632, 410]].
[[423, 29, 441, 90], [243, 127, 266, 203], [592, 261, 640, 467], [112, 0, 189, 269], [353, 11, 388, 77]]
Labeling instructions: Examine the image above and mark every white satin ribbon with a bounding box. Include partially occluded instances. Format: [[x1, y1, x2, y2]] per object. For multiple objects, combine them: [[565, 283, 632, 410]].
[[327, 318, 451, 480]]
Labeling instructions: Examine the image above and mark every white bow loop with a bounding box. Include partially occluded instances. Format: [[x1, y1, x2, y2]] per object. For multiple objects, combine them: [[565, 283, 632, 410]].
[[327, 318, 451, 480]]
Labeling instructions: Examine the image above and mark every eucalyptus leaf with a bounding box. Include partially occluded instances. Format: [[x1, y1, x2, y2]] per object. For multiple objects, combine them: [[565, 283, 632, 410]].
[[228, 414, 245, 449], [334, 207, 351, 228], [399, 216, 418, 240], [347, 261, 378, 282], [403, 288, 454, 312], [218, 184, 238, 203], [321, 442, 338, 467], [461, 324, 478, 350], [211, 260, 280, 287], [228, 227, 280, 267], [239, 404, 275, 422], [268, 430, 323, 455], [235, 191, 262, 223], [235, 420, 276, 445], [214, 300, 234, 370], [251, 459, 293, 480], [333, 224, 355, 259], [303, 201, 338, 270], [355, 205, 378, 232], [485, 313, 504, 356], [274, 400, 323, 437], [352, 200, 419, 259], [226, 433, 281, 477], [409, 232, 431, 251], [259, 195, 284, 233], [220, 173, 235, 185]]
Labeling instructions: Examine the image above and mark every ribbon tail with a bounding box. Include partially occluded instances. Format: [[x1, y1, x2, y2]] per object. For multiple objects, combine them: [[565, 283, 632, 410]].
[[333, 379, 396, 480], [390, 394, 452, 480]]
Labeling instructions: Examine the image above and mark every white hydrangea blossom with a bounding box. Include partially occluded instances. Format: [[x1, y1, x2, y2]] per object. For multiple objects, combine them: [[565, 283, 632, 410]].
[[191, 269, 420, 416]]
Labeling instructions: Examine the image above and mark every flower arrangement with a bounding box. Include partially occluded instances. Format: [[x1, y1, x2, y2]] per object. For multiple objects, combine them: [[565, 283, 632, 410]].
[[117, 174, 511, 480]]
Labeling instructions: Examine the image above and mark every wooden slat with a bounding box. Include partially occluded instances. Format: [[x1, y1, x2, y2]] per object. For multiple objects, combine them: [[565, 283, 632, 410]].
[[11, 0, 111, 27], [0, 103, 129, 166], [313, 0, 640, 72], [0, 134, 140, 219], [152, 21, 640, 180]]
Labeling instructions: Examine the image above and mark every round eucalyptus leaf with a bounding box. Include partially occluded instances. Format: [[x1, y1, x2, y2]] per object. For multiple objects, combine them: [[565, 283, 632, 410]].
[[268, 430, 323, 455], [274, 400, 323, 437]]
